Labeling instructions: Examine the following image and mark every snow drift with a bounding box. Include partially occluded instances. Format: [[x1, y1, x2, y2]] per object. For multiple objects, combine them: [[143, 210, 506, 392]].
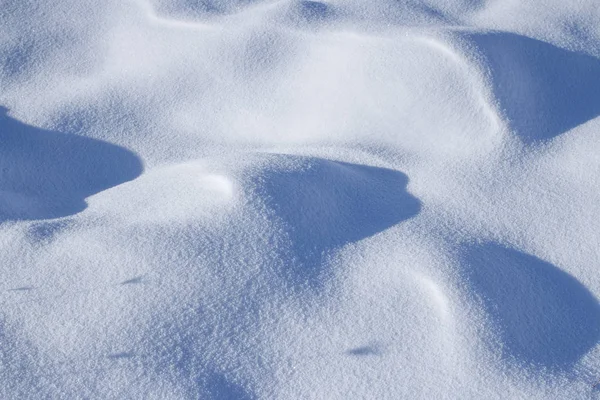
[[1, 0, 600, 398]]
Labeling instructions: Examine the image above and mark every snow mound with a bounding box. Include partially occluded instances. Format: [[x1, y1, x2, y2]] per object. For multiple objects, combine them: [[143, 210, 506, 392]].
[[1, 0, 600, 398]]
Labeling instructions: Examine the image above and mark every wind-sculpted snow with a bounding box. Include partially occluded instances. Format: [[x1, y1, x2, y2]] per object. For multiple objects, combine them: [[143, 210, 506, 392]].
[[253, 155, 420, 289], [461, 243, 600, 371], [471, 32, 600, 144], [1, 0, 600, 398], [0, 107, 143, 221]]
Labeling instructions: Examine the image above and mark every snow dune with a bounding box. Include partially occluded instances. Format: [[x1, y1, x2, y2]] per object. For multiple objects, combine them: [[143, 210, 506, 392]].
[[1, 0, 600, 398]]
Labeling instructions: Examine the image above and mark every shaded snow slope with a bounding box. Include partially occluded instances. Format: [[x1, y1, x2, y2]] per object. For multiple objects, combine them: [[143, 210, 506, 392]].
[[1, 0, 600, 398]]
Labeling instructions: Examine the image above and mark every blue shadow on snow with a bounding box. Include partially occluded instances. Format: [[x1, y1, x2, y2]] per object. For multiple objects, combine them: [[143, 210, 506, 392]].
[[462, 243, 600, 371], [470, 32, 600, 144], [257, 156, 421, 289], [0, 106, 143, 221], [205, 372, 254, 400]]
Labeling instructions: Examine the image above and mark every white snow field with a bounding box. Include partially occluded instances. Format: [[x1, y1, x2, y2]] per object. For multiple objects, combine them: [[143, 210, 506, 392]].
[[1, 0, 600, 398]]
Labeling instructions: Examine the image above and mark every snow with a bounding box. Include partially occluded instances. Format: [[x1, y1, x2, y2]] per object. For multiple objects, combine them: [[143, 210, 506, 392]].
[[1, 0, 600, 398]]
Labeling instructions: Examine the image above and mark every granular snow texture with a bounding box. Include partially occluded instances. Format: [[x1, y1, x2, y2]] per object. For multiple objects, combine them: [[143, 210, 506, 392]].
[[1, 0, 600, 398]]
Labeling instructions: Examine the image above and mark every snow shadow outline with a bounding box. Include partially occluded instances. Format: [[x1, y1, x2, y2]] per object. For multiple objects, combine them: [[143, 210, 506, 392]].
[[471, 32, 600, 144], [462, 242, 600, 371], [257, 155, 421, 289], [0, 106, 143, 221]]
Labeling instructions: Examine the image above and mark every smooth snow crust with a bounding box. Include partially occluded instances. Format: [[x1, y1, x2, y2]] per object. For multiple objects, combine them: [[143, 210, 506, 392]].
[[1, 0, 600, 398]]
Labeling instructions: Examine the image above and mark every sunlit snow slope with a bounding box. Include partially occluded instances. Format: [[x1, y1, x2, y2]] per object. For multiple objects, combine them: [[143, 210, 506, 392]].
[[1, 0, 600, 398]]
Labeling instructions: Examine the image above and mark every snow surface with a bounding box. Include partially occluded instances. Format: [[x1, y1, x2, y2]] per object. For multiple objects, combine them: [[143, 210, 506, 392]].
[[1, 0, 600, 398]]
